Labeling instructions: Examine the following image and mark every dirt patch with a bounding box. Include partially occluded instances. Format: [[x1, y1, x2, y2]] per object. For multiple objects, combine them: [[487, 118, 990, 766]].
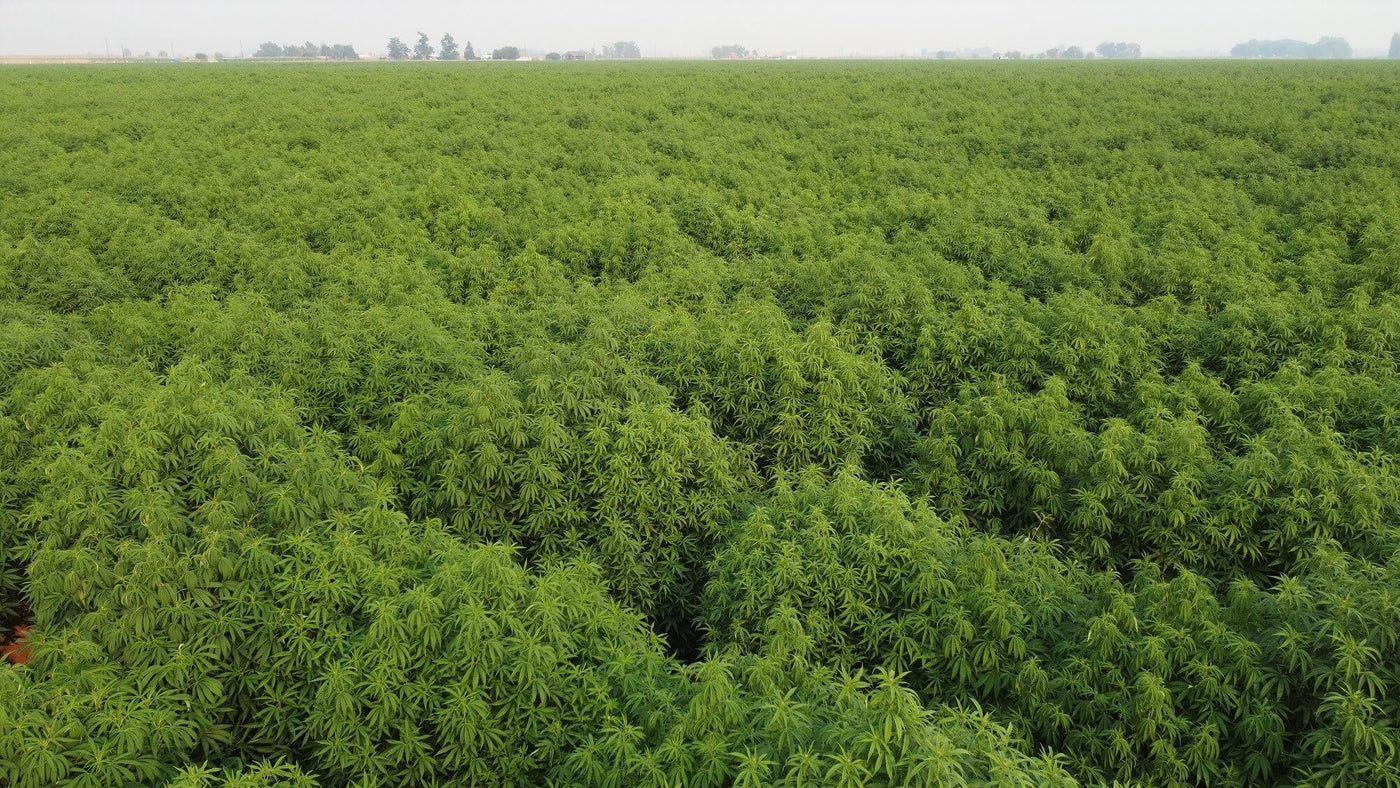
[[1, 625, 31, 665]]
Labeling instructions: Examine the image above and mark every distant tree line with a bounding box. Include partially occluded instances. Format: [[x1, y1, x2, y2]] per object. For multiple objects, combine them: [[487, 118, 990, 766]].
[[385, 37, 638, 61], [1231, 37, 1351, 58], [254, 41, 359, 59], [711, 44, 750, 59], [1036, 46, 1088, 59], [1028, 42, 1140, 60], [387, 33, 477, 60], [935, 43, 1139, 61]]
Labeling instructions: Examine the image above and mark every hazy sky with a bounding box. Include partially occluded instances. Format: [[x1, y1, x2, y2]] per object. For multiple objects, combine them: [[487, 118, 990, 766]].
[[2, 0, 1397, 57]]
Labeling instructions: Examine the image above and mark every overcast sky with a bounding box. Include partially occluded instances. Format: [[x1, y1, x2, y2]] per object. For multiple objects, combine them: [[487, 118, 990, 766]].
[[2, 0, 1397, 57]]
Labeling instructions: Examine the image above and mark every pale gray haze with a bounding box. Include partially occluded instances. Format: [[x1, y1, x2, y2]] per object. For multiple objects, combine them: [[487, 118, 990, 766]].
[[2, 0, 1397, 58]]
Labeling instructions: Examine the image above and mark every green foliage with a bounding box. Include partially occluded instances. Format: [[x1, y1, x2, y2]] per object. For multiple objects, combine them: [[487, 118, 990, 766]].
[[909, 367, 1400, 576], [552, 657, 1076, 787], [3, 61, 1400, 786], [639, 299, 914, 474], [704, 470, 1400, 785], [366, 338, 754, 633], [166, 759, 320, 787]]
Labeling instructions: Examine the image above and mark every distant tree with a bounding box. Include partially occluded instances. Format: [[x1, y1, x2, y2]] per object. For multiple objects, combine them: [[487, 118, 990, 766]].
[[546, 52, 562, 61], [610, 41, 642, 59], [1314, 37, 1352, 58], [194, 53, 208, 62], [279, 41, 316, 58], [463, 40, 478, 60], [387, 37, 409, 60], [328, 44, 359, 60], [492, 46, 521, 61], [413, 32, 434, 60], [439, 33, 460, 60], [255, 42, 283, 57], [1392, 33, 1400, 58], [319, 44, 332, 58], [1063, 46, 1085, 59], [711, 44, 749, 59], [158, 50, 168, 58], [1096, 41, 1142, 59], [1005, 50, 1022, 60]]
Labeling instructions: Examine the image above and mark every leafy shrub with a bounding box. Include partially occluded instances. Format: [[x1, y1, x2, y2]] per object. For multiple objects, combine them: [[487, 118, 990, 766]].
[[640, 300, 915, 474]]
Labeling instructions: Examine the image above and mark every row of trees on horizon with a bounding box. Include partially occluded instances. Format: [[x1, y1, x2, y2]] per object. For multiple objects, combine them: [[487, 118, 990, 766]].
[[251, 34, 642, 62], [385, 33, 641, 61], [253, 41, 359, 59], [1231, 36, 1353, 59], [247, 32, 1400, 62]]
